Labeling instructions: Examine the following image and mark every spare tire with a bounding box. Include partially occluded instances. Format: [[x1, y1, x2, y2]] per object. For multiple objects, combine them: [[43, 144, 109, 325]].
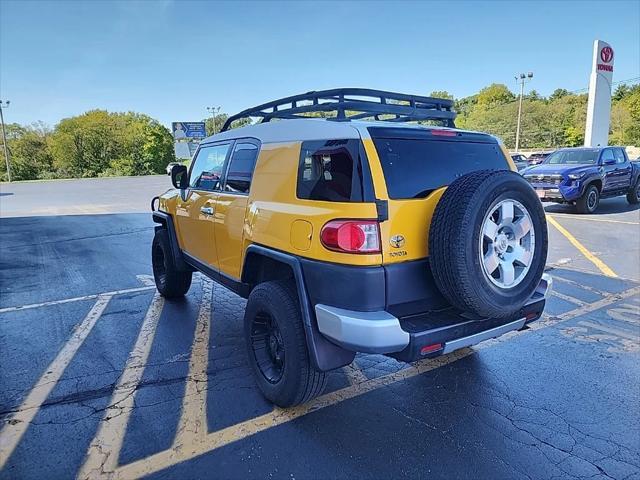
[[429, 169, 548, 319]]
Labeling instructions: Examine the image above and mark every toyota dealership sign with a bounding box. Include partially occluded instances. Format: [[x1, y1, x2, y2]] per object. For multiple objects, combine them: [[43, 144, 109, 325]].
[[585, 40, 615, 147]]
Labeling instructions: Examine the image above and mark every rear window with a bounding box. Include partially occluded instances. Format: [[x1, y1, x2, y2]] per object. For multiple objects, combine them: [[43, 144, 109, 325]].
[[370, 128, 507, 199], [297, 139, 373, 202]]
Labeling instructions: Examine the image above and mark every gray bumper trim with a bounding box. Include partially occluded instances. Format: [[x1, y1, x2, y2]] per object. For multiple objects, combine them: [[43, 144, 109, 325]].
[[442, 317, 526, 354], [314, 305, 409, 354], [315, 273, 552, 355]]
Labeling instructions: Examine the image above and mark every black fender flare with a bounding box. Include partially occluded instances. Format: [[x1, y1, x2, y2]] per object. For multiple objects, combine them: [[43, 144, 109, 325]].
[[630, 164, 640, 189], [151, 211, 191, 272], [242, 245, 355, 372], [579, 174, 604, 195]]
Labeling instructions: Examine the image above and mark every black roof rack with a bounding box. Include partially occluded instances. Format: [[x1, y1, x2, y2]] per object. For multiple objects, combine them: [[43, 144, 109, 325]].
[[221, 88, 456, 132]]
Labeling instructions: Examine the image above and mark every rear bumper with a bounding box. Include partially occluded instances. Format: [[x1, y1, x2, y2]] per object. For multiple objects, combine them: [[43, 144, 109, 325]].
[[315, 273, 552, 359]]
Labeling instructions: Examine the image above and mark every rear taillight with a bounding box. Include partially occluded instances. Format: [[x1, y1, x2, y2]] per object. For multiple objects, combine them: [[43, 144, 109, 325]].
[[320, 220, 380, 254]]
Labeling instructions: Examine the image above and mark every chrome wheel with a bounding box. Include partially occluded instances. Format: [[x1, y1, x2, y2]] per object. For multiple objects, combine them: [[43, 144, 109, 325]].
[[479, 199, 535, 289]]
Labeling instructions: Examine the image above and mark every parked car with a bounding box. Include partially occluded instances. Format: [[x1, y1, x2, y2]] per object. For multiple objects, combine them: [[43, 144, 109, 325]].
[[527, 152, 551, 165], [511, 153, 528, 171], [522, 147, 640, 213], [166, 162, 181, 175], [151, 88, 551, 407]]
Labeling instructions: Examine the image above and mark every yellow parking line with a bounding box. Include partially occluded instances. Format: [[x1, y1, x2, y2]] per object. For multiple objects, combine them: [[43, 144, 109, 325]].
[[113, 348, 473, 480], [547, 213, 639, 225], [343, 360, 368, 385], [546, 215, 618, 278], [78, 292, 164, 480], [0, 296, 112, 470], [174, 278, 213, 449], [112, 283, 640, 480]]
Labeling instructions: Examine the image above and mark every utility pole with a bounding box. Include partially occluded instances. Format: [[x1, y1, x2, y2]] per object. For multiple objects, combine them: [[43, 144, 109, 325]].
[[514, 72, 533, 153], [0, 100, 11, 182], [206, 106, 221, 135]]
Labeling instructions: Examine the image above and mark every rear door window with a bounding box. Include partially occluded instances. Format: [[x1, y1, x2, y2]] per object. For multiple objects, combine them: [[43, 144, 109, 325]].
[[369, 128, 507, 199], [224, 142, 259, 194], [613, 148, 627, 164], [297, 139, 373, 202]]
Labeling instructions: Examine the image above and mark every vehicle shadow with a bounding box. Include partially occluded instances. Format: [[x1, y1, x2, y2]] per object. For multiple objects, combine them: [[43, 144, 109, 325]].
[[544, 197, 639, 215]]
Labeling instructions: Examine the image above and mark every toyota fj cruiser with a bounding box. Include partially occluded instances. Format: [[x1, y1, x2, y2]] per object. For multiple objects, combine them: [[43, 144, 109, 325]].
[[152, 89, 552, 407]]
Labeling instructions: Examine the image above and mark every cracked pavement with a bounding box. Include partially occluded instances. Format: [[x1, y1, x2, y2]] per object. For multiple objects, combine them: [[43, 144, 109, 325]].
[[0, 176, 639, 479]]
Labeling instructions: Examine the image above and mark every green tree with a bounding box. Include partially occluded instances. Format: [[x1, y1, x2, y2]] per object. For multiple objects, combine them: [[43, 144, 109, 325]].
[[0, 123, 55, 181], [48, 110, 174, 178], [203, 113, 252, 136], [549, 88, 570, 102], [429, 90, 454, 100], [476, 84, 515, 106]]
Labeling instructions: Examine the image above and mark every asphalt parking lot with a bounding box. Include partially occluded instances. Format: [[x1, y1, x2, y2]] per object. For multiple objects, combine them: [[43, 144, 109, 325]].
[[1, 176, 639, 480]]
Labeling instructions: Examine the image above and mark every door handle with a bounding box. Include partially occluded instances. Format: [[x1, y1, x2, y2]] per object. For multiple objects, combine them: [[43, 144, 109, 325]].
[[200, 206, 214, 216]]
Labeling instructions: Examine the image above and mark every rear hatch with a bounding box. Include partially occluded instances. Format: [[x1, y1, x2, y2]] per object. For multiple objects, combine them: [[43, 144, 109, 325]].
[[364, 126, 512, 265]]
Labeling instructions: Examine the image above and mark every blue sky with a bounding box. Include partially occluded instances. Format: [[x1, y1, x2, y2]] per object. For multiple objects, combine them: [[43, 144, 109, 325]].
[[1, 0, 639, 128]]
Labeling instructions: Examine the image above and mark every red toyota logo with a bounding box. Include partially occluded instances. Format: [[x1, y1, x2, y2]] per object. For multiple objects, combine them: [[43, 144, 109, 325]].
[[600, 46, 614, 63]]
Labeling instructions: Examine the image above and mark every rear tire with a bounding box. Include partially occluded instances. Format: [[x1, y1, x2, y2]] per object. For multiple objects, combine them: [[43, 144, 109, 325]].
[[429, 170, 548, 319], [626, 180, 640, 205], [576, 184, 600, 214], [152, 229, 192, 298], [244, 280, 327, 407]]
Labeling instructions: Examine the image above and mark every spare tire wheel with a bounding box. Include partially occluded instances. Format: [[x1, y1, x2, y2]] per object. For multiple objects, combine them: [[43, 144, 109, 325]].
[[429, 169, 548, 319]]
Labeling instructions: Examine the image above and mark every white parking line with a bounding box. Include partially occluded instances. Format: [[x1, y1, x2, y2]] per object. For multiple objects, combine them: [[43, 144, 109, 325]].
[[550, 290, 586, 306], [0, 286, 155, 315], [78, 292, 164, 480], [0, 295, 112, 470], [578, 321, 639, 341]]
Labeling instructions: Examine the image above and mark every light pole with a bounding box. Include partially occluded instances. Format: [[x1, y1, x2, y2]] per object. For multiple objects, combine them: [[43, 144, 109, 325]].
[[514, 72, 533, 153], [0, 100, 11, 182], [206, 106, 221, 135]]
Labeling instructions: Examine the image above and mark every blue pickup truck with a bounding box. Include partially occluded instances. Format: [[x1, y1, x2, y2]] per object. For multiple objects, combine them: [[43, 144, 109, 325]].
[[522, 146, 640, 213]]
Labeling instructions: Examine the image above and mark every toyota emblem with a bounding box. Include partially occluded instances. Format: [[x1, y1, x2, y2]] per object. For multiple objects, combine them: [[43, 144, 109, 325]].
[[600, 46, 614, 63], [390, 235, 406, 248]]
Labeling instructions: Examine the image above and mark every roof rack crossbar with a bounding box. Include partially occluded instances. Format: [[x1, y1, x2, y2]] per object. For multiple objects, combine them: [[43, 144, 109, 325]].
[[221, 88, 456, 131]]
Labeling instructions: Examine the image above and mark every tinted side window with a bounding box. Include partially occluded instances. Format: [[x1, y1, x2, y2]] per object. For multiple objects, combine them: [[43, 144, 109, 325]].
[[189, 144, 231, 191], [601, 149, 615, 164], [614, 148, 626, 164], [225, 143, 259, 194], [297, 139, 368, 202]]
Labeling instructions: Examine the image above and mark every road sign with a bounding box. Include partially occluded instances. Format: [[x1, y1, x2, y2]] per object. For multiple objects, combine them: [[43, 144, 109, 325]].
[[585, 40, 615, 147], [172, 122, 206, 140]]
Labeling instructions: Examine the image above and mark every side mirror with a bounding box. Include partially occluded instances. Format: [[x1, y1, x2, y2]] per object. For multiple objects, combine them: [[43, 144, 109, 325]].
[[171, 164, 189, 189], [603, 158, 616, 166]]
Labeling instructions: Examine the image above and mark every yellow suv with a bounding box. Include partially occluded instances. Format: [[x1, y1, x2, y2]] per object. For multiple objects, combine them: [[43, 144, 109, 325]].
[[152, 89, 552, 407]]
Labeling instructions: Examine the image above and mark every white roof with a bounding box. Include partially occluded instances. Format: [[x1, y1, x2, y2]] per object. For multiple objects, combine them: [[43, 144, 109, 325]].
[[201, 118, 484, 145]]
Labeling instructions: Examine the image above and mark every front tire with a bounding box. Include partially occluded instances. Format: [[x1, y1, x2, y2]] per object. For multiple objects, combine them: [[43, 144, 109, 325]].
[[152, 229, 192, 298], [244, 280, 327, 407], [576, 184, 600, 214], [626, 180, 640, 205]]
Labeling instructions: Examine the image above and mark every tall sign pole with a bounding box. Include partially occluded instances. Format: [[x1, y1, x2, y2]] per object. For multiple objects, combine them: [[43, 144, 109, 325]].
[[514, 72, 533, 153], [0, 100, 11, 183], [584, 40, 614, 147]]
